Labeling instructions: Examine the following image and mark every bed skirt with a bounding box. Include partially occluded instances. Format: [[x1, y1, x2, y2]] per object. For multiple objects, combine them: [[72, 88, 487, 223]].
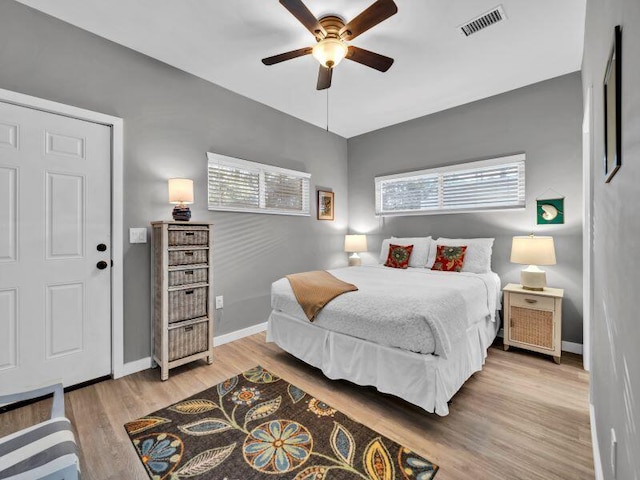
[[266, 310, 499, 416]]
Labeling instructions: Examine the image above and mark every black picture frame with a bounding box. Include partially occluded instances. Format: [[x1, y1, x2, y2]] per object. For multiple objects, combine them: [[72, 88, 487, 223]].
[[603, 25, 622, 183]]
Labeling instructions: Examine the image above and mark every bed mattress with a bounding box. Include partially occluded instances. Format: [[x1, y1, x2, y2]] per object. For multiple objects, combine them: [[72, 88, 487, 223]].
[[271, 265, 501, 357]]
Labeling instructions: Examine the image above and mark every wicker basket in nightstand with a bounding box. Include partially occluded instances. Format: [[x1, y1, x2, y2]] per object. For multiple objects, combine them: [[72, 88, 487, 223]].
[[152, 221, 214, 380], [502, 283, 564, 364]]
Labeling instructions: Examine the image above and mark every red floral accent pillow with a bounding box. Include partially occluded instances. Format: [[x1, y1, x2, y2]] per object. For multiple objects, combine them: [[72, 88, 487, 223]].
[[385, 244, 414, 269], [431, 245, 467, 272]]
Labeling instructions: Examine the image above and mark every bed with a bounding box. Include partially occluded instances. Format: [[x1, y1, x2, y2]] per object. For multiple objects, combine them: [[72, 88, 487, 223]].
[[266, 263, 501, 416]]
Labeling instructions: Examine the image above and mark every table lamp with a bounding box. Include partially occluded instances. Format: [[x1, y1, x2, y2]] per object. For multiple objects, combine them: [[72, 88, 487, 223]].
[[168, 178, 194, 221], [344, 234, 367, 266], [510, 235, 556, 291]]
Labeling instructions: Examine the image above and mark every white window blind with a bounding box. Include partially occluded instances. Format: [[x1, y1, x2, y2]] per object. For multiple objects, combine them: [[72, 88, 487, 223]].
[[207, 152, 310, 216], [375, 154, 525, 216]]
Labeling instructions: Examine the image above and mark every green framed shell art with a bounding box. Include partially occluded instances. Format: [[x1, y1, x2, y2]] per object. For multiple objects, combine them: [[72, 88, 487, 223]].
[[537, 198, 564, 225]]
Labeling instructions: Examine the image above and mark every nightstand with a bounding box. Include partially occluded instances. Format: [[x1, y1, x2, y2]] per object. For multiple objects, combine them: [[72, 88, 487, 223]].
[[502, 283, 564, 364]]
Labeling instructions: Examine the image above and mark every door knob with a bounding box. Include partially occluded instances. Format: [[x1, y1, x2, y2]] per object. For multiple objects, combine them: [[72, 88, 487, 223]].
[[97, 260, 108, 270], [97, 243, 107, 252]]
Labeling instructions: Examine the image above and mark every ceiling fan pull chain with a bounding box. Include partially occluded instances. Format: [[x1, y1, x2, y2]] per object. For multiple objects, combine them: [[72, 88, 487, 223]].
[[326, 89, 330, 132]]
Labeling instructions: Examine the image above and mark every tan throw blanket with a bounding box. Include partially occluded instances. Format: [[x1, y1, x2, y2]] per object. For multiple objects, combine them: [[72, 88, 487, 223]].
[[286, 270, 358, 321]]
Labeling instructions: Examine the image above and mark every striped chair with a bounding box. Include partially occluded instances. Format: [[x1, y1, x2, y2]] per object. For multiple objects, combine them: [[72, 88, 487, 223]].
[[0, 384, 80, 479]]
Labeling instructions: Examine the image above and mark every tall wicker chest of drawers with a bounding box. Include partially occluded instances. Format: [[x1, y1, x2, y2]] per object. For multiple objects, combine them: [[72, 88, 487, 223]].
[[152, 221, 214, 380], [502, 283, 563, 364]]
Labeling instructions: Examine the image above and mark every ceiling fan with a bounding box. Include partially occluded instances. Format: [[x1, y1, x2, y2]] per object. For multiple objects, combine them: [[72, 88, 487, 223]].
[[262, 0, 398, 90]]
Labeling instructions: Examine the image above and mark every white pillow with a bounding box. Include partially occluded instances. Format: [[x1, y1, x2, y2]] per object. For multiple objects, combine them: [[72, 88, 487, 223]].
[[431, 237, 495, 273], [426, 237, 438, 268], [378, 236, 432, 268]]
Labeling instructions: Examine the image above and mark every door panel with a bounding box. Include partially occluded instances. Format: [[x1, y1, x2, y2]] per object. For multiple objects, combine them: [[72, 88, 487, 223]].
[[0, 122, 18, 148], [46, 172, 85, 259], [46, 282, 84, 359], [0, 101, 111, 393], [0, 166, 17, 262], [45, 131, 85, 159], [0, 288, 18, 371]]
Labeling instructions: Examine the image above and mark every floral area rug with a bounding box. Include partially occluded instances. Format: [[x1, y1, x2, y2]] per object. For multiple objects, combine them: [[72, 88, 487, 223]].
[[125, 366, 438, 479]]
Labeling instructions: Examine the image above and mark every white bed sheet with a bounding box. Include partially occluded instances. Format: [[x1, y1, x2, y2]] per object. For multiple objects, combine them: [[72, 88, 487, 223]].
[[271, 265, 501, 358], [266, 310, 500, 416]]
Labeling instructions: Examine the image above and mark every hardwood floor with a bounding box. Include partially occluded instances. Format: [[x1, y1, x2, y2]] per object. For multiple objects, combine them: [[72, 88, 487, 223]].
[[0, 334, 594, 480]]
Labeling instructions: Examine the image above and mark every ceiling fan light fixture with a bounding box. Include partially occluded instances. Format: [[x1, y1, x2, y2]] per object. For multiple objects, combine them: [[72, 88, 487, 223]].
[[263, 0, 398, 89], [312, 38, 348, 68]]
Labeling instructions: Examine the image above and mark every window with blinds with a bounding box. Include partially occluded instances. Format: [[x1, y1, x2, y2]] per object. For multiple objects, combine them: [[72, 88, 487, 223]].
[[207, 153, 310, 216], [375, 154, 525, 216]]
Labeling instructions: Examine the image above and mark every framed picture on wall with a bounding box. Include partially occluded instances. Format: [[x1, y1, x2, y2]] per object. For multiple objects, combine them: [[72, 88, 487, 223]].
[[603, 25, 622, 183], [537, 198, 564, 225], [317, 190, 334, 221]]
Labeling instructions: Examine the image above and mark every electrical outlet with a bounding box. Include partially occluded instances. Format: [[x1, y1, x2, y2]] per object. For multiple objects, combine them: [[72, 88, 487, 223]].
[[611, 428, 617, 478], [215, 296, 224, 309], [129, 228, 147, 244]]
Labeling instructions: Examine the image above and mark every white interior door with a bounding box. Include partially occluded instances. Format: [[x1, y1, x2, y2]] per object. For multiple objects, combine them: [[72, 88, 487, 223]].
[[0, 101, 112, 393]]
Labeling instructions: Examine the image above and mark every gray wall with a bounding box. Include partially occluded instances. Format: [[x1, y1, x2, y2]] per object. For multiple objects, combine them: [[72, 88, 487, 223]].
[[0, 1, 349, 363], [582, 0, 640, 478], [348, 72, 584, 343]]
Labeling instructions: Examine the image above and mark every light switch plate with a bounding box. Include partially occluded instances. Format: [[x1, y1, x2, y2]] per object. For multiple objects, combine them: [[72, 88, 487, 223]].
[[129, 228, 147, 244], [215, 296, 224, 309]]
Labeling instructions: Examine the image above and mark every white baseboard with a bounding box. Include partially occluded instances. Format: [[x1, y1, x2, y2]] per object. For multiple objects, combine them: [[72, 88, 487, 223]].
[[121, 356, 153, 377], [214, 322, 268, 347], [118, 322, 268, 378], [561, 341, 583, 355], [497, 329, 583, 354], [590, 402, 604, 480]]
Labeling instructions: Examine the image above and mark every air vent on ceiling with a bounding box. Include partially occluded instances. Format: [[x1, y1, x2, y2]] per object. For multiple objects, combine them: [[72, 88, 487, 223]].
[[458, 5, 507, 37]]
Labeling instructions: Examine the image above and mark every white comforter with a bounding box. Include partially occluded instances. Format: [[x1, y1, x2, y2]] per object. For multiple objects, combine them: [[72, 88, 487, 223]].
[[271, 265, 501, 359]]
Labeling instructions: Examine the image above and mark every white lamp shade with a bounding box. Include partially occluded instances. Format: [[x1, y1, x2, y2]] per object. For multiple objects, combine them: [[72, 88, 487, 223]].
[[168, 178, 194, 204], [312, 38, 348, 68], [510, 235, 556, 266], [344, 234, 367, 253]]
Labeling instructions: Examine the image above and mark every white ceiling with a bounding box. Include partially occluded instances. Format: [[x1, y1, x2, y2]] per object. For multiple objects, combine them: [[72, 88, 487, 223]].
[[16, 0, 586, 138]]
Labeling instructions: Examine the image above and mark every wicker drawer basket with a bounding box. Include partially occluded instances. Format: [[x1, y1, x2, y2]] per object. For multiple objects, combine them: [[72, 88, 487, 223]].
[[168, 249, 208, 266], [509, 306, 554, 350], [169, 267, 208, 287], [168, 228, 209, 246], [168, 286, 208, 323], [168, 320, 208, 361]]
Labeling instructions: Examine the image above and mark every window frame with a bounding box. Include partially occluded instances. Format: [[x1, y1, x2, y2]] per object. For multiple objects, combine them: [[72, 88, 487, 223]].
[[374, 154, 526, 217], [207, 152, 311, 216]]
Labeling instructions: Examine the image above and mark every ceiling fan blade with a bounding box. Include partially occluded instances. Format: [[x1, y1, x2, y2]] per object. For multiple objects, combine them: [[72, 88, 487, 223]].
[[262, 47, 313, 65], [346, 46, 394, 72], [317, 66, 333, 90], [279, 0, 327, 39], [340, 0, 398, 41]]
